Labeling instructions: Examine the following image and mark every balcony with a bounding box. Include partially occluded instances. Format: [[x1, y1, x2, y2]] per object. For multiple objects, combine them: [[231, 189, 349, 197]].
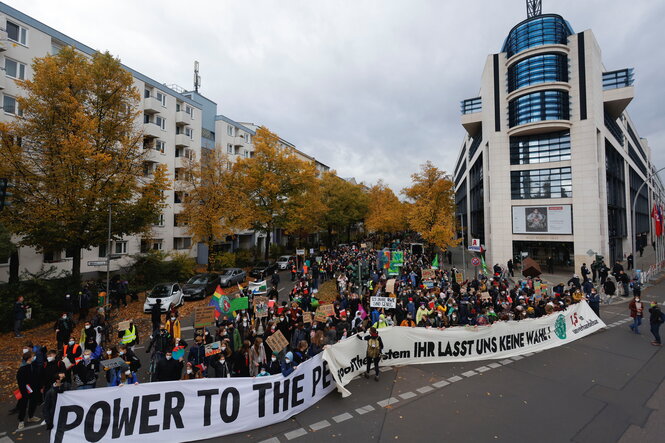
[[0, 29, 7, 52], [0, 74, 5, 90], [143, 96, 162, 114], [143, 123, 162, 138], [603, 69, 634, 119], [461, 97, 482, 135], [175, 134, 191, 147], [175, 110, 193, 126]]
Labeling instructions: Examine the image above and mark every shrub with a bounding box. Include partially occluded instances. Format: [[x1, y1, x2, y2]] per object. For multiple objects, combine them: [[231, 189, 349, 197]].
[[209, 251, 236, 270], [127, 251, 196, 290]]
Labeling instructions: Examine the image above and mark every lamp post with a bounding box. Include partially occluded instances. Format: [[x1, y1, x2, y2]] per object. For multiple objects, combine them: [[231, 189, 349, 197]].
[[106, 204, 112, 300], [631, 166, 665, 274], [459, 213, 467, 280]]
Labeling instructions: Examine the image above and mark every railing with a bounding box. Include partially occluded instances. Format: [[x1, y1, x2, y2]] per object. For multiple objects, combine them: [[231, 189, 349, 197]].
[[603, 68, 634, 90], [461, 97, 482, 115], [604, 114, 624, 146]]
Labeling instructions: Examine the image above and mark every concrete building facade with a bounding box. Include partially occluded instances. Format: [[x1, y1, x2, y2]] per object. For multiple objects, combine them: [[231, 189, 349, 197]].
[[454, 10, 663, 274]]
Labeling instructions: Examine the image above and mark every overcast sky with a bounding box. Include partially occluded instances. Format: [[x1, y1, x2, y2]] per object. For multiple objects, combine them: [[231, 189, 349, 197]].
[[6, 0, 665, 191]]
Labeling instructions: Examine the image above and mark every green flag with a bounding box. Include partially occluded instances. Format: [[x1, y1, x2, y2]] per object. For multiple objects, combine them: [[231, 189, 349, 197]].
[[481, 256, 488, 275], [432, 255, 439, 269], [230, 296, 249, 312]]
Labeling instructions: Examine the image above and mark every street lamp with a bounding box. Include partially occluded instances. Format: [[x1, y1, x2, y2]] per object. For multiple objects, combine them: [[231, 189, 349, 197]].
[[631, 166, 665, 272]]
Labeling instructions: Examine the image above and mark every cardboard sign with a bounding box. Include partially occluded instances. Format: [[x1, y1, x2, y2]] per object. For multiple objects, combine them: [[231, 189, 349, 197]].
[[266, 330, 289, 352], [62, 357, 73, 370], [117, 320, 132, 331], [194, 306, 216, 328], [370, 296, 396, 309], [100, 357, 126, 370], [480, 292, 491, 301], [386, 279, 396, 294], [455, 272, 464, 283], [318, 304, 335, 317], [421, 269, 435, 280], [253, 296, 269, 318], [302, 312, 313, 323], [25, 307, 32, 320], [205, 341, 222, 357]]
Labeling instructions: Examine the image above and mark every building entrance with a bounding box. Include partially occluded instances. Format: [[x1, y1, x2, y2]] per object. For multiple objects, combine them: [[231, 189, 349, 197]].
[[512, 240, 574, 274]]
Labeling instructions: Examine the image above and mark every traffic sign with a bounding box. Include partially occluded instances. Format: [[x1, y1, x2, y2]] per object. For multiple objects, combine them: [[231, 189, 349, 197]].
[[87, 260, 108, 267], [471, 257, 481, 267], [468, 238, 482, 252]]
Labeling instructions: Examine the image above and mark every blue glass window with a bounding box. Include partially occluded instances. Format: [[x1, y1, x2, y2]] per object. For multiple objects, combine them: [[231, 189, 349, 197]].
[[508, 90, 570, 127], [502, 15, 574, 58], [508, 53, 568, 92], [511, 167, 572, 199], [510, 131, 571, 165]]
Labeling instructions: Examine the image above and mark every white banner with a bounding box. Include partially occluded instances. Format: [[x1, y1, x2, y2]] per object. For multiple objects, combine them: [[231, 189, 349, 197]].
[[370, 296, 396, 309], [323, 301, 604, 396], [51, 354, 334, 443], [512, 205, 573, 235]]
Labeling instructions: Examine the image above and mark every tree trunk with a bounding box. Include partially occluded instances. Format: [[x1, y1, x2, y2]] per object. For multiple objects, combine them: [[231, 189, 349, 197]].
[[8, 250, 19, 284], [347, 223, 352, 243], [206, 237, 213, 272], [71, 247, 81, 285], [327, 226, 333, 248], [264, 225, 272, 260]]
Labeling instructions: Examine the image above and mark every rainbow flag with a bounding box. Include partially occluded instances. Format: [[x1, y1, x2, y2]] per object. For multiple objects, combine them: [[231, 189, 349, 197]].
[[209, 285, 231, 318]]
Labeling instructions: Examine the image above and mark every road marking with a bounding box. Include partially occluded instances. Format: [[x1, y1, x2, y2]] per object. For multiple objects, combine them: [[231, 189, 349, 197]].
[[355, 405, 375, 415], [181, 326, 193, 331], [523, 352, 535, 357], [309, 420, 331, 431], [475, 366, 490, 373], [448, 375, 463, 383], [499, 359, 513, 365], [462, 370, 478, 377], [399, 391, 417, 400], [332, 412, 353, 423], [488, 363, 502, 369], [432, 380, 450, 388], [417, 386, 434, 394], [377, 397, 399, 407], [278, 288, 284, 292], [134, 346, 144, 350], [259, 438, 280, 443], [511, 355, 524, 361], [284, 428, 308, 440]]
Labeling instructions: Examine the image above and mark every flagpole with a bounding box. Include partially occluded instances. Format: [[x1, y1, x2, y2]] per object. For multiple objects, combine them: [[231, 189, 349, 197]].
[[632, 166, 665, 276]]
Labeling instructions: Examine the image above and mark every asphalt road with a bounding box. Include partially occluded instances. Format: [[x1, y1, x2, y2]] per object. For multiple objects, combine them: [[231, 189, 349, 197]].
[[2, 271, 664, 443]]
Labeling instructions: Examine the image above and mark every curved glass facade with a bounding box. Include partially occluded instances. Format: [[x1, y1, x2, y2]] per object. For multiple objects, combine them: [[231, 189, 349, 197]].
[[502, 15, 574, 58], [508, 90, 570, 127], [507, 53, 568, 92]]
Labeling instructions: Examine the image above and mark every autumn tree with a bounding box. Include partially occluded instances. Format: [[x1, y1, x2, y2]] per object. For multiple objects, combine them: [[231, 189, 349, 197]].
[[320, 172, 369, 245], [178, 150, 250, 269], [232, 127, 320, 259], [365, 181, 407, 236], [401, 161, 459, 252], [0, 47, 168, 283]]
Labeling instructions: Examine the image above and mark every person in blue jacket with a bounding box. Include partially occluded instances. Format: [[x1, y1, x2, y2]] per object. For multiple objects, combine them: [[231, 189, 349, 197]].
[[280, 351, 295, 376]]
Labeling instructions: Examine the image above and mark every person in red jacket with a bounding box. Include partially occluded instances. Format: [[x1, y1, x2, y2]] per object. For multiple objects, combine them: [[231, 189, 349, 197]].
[[628, 295, 644, 334]]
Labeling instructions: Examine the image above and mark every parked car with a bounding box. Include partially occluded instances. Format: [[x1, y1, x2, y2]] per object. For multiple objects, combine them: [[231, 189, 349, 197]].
[[182, 273, 220, 300], [249, 261, 278, 279], [219, 268, 246, 287], [276, 255, 296, 270], [143, 283, 184, 313]]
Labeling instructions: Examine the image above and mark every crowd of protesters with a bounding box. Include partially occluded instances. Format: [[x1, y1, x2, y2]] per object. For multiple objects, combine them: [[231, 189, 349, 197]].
[[10, 238, 665, 432]]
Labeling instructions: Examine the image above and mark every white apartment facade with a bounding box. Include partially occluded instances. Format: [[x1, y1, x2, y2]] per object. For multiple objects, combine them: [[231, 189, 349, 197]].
[[454, 9, 663, 274], [0, 3, 201, 282]]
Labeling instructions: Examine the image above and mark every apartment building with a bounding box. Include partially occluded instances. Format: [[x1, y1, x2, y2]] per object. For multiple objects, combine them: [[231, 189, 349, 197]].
[[0, 3, 201, 281], [453, 8, 663, 274]]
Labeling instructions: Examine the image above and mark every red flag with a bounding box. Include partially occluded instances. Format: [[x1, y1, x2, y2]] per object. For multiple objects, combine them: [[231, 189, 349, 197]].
[[652, 204, 662, 237], [659, 205, 664, 237]]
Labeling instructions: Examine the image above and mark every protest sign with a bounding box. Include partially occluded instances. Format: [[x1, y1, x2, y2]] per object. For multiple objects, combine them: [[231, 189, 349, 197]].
[[421, 269, 435, 280], [100, 357, 126, 370], [322, 301, 605, 397], [172, 347, 185, 361], [265, 330, 289, 353], [370, 296, 397, 309], [314, 303, 335, 323], [194, 306, 216, 328], [117, 320, 132, 331], [385, 278, 396, 294], [303, 312, 313, 323], [480, 292, 491, 301], [51, 354, 335, 443], [205, 341, 223, 357], [253, 296, 269, 318]]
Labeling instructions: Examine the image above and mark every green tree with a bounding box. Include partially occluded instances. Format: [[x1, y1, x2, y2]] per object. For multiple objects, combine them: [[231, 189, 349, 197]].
[[0, 47, 169, 283], [320, 172, 369, 245]]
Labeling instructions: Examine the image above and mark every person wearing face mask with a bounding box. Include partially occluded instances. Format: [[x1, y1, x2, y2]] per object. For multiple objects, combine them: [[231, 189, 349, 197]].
[[73, 350, 99, 390], [155, 351, 183, 381], [54, 312, 76, 351], [42, 372, 68, 431], [118, 366, 139, 385], [79, 321, 98, 352], [102, 347, 121, 386], [146, 324, 173, 357], [181, 362, 201, 380], [209, 353, 231, 378], [267, 351, 281, 375], [280, 351, 295, 376], [42, 350, 65, 394], [118, 344, 141, 373], [63, 336, 82, 364], [15, 351, 43, 430], [249, 338, 266, 377], [165, 315, 181, 340], [187, 336, 208, 375], [629, 295, 644, 334]]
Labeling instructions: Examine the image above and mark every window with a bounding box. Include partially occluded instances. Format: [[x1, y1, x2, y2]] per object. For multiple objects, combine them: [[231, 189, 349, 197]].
[[174, 237, 192, 250], [501, 15, 573, 58], [511, 167, 572, 199], [3, 96, 21, 116], [50, 41, 64, 55], [507, 53, 568, 92], [227, 161, 232, 171], [114, 241, 128, 255], [143, 114, 151, 124], [174, 191, 184, 204], [5, 58, 26, 80], [65, 247, 76, 259], [43, 250, 62, 263], [6, 21, 28, 46], [155, 140, 166, 153], [244, 150, 250, 158], [508, 90, 569, 127], [174, 213, 188, 227], [185, 127, 193, 138], [154, 214, 165, 227], [155, 116, 165, 130], [98, 244, 107, 258], [142, 239, 163, 252], [156, 92, 166, 106], [144, 89, 151, 99], [176, 103, 181, 112], [246, 134, 251, 144], [227, 125, 233, 136], [510, 131, 571, 165], [185, 105, 192, 115], [227, 143, 233, 154]]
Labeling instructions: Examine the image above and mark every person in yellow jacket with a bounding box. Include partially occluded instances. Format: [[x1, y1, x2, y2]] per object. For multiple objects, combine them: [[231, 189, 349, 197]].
[[416, 303, 432, 324], [165, 315, 181, 340], [372, 314, 389, 329]]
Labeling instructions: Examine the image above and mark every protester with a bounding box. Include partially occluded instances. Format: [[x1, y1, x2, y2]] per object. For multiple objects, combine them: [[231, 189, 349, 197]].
[[629, 295, 643, 334], [54, 313, 75, 350], [361, 327, 383, 381], [648, 302, 664, 346], [42, 372, 68, 430], [16, 351, 41, 430], [13, 296, 29, 338]]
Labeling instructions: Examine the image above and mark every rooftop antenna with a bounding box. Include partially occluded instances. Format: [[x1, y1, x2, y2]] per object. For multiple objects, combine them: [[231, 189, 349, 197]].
[[193, 61, 201, 92], [526, 0, 542, 18]]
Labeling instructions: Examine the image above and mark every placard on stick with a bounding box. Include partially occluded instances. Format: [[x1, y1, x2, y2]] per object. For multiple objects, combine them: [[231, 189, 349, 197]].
[[204, 341, 222, 357], [302, 311, 313, 323], [194, 306, 216, 328], [266, 330, 289, 352], [385, 279, 396, 294], [421, 269, 435, 280], [100, 357, 126, 370], [253, 296, 269, 318], [117, 320, 132, 331]]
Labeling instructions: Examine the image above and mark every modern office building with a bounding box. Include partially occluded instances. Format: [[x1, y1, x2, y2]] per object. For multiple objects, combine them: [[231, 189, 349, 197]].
[[453, 7, 663, 273], [0, 2, 329, 281]]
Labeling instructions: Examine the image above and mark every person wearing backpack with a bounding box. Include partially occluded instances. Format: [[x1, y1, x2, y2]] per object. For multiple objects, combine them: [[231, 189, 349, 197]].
[[648, 302, 664, 346], [360, 327, 383, 381]]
